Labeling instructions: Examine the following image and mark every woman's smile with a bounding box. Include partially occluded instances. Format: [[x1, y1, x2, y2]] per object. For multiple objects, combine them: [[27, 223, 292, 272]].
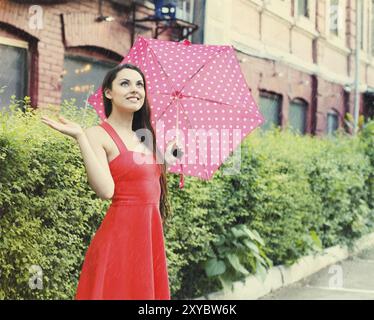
[[126, 96, 140, 103]]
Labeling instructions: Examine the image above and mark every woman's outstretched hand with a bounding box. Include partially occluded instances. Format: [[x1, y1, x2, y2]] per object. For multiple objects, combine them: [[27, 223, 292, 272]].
[[41, 115, 84, 140]]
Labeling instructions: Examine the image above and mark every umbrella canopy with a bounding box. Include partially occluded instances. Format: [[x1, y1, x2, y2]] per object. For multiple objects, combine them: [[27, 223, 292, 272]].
[[88, 36, 264, 188]]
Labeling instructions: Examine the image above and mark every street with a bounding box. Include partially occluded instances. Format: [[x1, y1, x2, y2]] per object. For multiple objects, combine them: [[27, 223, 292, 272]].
[[261, 246, 374, 300]]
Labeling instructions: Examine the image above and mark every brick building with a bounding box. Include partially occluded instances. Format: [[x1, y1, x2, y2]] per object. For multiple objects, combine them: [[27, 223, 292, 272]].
[[0, 0, 200, 110], [0, 0, 372, 136], [204, 0, 374, 135]]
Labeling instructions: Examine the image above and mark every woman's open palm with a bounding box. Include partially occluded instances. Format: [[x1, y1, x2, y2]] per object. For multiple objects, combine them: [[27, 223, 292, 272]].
[[41, 115, 84, 140]]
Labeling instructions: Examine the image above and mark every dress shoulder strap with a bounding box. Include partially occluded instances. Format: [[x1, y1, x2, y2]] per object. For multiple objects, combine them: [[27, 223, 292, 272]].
[[100, 121, 128, 154]]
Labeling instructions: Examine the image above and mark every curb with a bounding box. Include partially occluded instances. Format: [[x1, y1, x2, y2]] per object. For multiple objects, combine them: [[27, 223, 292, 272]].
[[194, 231, 374, 300]]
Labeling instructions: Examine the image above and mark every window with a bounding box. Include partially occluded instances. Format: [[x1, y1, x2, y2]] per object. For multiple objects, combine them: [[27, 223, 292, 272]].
[[330, 0, 339, 36], [0, 41, 28, 109], [360, 0, 364, 50], [295, 0, 317, 27], [326, 112, 339, 135], [298, 0, 309, 18], [259, 91, 282, 131], [288, 98, 308, 134], [191, 0, 205, 44], [62, 55, 117, 109], [175, 0, 194, 23], [328, 0, 346, 40], [363, 92, 374, 121]]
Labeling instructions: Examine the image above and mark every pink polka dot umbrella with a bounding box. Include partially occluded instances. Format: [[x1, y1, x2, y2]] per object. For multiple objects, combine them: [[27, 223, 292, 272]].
[[88, 36, 265, 188]]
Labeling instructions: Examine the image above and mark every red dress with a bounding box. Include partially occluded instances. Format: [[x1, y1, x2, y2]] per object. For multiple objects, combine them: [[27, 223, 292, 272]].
[[75, 120, 171, 300]]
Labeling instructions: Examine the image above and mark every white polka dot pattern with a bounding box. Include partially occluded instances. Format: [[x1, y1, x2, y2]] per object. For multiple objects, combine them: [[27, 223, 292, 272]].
[[88, 36, 265, 180]]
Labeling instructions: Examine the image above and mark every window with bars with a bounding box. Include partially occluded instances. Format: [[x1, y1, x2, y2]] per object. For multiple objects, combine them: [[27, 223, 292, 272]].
[[62, 55, 117, 109], [326, 112, 339, 135], [258, 91, 282, 131], [288, 98, 308, 135], [0, 43, 28, 109], [298, 0, 310, 18], [330, 0, 339, 36], [175, 0, 194, 23]]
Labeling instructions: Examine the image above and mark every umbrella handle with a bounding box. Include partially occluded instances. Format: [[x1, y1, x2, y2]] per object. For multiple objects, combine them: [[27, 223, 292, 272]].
[[175, 99, 184, 189], [179, 173, 184, 189], [176, 102, 179, 145]]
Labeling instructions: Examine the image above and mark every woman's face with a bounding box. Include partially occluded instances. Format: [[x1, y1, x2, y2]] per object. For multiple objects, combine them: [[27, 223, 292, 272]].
[[104, 68, 146, 113]]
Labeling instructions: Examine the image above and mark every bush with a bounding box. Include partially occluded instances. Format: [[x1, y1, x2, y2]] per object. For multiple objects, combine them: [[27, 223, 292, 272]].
[[0, 98, 105, 299], [0, 99, 373, 299]]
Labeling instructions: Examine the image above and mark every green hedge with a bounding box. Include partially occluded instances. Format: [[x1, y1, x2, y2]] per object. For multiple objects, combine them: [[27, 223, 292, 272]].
[[0, 98, 373, 299]]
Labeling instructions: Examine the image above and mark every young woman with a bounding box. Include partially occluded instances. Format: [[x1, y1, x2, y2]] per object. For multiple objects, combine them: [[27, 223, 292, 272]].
[[41, 63, 180, 300]]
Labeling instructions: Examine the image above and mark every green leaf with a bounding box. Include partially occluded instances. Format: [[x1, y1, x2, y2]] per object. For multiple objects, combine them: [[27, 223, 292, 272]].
[[253, 252, 266, 265], [231, 226, 247, 238], [226, 253, 249, 275], [204, 258, 226, 277], [218, 274, 233, 292], [239, 225, 265, 246], [310, 230, 322, 249], [251, 230, 265, 246], [216, 235, 225, 246], [243, 239, 260, 255]]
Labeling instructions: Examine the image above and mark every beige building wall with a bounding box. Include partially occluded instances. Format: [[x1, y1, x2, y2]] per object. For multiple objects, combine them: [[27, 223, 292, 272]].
[[203, 0, 374, 134]]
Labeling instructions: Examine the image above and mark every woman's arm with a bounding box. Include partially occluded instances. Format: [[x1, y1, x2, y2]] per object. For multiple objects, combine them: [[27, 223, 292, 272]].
[[41, 115, 114, 200], [77, 127, 115, 200]]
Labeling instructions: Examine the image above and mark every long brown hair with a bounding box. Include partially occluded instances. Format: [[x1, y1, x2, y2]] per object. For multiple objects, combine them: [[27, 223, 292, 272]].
[[101, 63, 172, 224]]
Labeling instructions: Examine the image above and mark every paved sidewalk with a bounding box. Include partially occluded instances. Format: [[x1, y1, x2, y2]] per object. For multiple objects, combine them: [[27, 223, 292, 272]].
[[261, 246, 374, 300]]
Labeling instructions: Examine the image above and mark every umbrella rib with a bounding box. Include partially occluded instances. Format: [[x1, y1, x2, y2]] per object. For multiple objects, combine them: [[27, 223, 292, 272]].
[[147, 46, 177, 94], [178, 99, 194, 130], [156, 99, 193, 130], [153, 92, 237, 108], [178, 47, 230, 93], [148, 44, 230, 181], [147, 45, 180, 119], [156, 98, 175, 120], [178, 99, 212, 181]]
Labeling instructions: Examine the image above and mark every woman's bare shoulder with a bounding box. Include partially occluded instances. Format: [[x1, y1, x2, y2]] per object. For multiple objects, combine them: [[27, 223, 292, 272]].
[[84, 125, 107, 144], [84, 125, 104, 133]]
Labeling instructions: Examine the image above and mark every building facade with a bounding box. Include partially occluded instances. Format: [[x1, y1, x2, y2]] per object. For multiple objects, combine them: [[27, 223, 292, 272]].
[[0, 0, 373, 136], [0, 0, 199, 111], [204, 0, 374, 135]]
